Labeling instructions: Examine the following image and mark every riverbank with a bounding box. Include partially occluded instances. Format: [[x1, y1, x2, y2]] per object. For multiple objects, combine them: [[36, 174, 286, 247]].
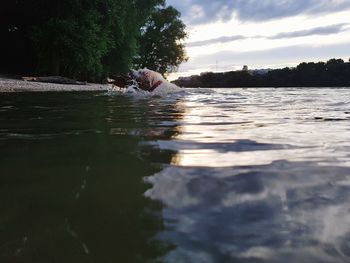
[[173, 59, 350, 88], [0, 77, 110, 92]]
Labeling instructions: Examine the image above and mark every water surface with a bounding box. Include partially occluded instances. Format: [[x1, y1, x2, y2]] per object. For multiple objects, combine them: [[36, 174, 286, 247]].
[[1, 88, 350, 262]]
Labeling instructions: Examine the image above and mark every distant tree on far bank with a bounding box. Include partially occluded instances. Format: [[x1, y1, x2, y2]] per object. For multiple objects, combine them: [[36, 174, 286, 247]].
[[134, 6, 188, 76], [174, 58, 350, 87]]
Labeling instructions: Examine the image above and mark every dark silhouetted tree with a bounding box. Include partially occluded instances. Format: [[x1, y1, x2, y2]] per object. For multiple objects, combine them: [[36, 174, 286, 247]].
[[174, 58, 350, 88], [134, 6, 188, 76], [0, 0, 166, 80]]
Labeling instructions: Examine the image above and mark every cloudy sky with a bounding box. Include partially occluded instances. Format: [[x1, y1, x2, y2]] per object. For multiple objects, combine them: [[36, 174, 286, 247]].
[[166, 0, 350, 80]]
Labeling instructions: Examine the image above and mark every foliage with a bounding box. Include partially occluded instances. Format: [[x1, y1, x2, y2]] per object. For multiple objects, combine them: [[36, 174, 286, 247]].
[[31, 9, 112, 79], [174, 59, 350, 87], [134, 6, 188, 76], [0, 0, 190, 81], [102, 0, 166, 76]]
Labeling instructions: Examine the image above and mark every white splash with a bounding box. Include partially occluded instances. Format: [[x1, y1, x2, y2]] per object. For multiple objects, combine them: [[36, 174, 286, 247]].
[[107, 68, 184, 96]]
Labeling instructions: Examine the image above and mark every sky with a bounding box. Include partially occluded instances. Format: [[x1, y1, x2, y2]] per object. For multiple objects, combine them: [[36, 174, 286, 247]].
[[166, 0, 350, 80]]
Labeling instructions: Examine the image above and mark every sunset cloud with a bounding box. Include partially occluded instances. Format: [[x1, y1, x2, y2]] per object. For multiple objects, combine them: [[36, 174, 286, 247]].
[[167, 0, 350, 25], [267, 23, 349, 39], [186, 23, 349, 47], [166, 1, 350, 80]]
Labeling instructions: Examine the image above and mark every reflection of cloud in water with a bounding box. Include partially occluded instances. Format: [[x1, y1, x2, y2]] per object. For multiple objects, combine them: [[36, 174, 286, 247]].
[[145, 160, 350, 262], [141, 88, 350, 262]]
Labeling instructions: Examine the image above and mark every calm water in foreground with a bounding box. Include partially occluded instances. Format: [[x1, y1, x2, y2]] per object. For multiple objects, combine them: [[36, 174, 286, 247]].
[[1, 88, 350, 263]]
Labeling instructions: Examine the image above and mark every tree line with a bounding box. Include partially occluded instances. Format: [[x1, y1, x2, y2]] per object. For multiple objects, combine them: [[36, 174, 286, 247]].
[[174, 59, 350, 87], [0, 0, 187, 81]]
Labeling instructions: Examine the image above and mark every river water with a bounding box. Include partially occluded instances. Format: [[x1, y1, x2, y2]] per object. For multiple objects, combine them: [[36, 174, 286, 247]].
[[1, 88, 350, 262]]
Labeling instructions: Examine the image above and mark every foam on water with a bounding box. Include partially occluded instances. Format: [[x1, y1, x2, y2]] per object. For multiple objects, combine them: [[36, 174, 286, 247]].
[[107, 71, 184, 97]]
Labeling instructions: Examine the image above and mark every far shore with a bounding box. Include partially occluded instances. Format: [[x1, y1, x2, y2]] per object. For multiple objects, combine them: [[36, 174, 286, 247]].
[[0, 77, 110, 93]]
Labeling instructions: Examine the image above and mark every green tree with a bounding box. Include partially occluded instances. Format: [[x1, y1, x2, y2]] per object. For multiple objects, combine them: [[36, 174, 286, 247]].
[[134, 6, 188, 76], [32, 5, 112, 79], [103, 0, 164, 76], [1, 0, 164, 80]]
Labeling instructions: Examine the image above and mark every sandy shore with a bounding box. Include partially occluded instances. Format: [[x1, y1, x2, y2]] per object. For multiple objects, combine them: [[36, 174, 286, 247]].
[[0, 77, 111, 92]]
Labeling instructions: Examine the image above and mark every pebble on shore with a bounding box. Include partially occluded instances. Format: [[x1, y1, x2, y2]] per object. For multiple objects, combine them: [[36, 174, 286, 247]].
[[0, 77, 111, 92]]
